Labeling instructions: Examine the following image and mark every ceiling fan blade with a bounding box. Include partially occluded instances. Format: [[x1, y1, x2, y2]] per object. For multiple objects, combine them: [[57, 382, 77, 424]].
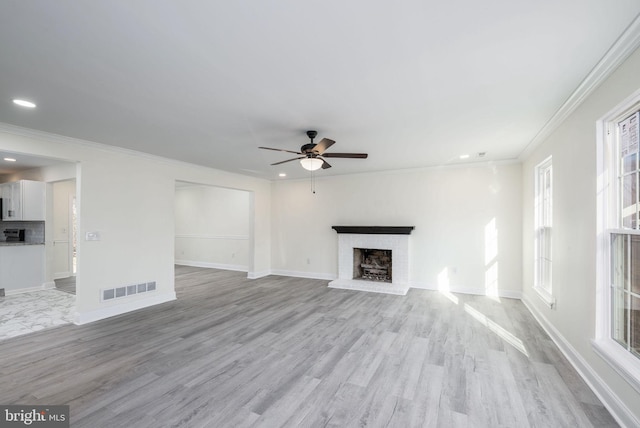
[[312, 138, 335, 155], [321, 158, 332, 169], [271, 156, 305, 166], [322, 153, 368, 159], [259, 146, 302, 155]]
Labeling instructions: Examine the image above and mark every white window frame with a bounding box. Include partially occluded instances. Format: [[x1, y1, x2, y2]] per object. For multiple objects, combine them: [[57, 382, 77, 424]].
[[594, 87, 640, 394], [534, 156, 555, 307]]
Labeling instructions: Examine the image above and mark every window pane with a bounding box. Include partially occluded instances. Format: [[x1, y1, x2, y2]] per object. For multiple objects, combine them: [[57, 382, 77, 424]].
[[542, 226, 552, 291], [623, 153, 637, 174], [535, 159, 552, 293], [623, 173, 637, 228], [633, 235, 640, 295], [612, 234, 625, 286], [632, 295, 640, 358], [611, 234, 628, 347], [612, 287, 627, 346], [612, 234, 630, 292]]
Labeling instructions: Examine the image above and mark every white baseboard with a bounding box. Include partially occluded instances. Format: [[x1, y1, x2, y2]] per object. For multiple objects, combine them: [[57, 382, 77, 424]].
[[247, 270, 271, 279], [522, 296, 640, 428], [269, 269, 336, 281], [74, 291, 176, 325], [175, 259, 248, 272], [5, 281, 56, 296], [409, 281, 523, 299]]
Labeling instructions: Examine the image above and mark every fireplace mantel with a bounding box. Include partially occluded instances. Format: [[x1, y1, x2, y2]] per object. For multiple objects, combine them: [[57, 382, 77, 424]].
[[331, 226, 415, 235]]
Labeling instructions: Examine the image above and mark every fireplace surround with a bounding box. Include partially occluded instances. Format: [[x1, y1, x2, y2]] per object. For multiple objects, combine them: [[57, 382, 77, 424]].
[[329, 226, 414, 295]]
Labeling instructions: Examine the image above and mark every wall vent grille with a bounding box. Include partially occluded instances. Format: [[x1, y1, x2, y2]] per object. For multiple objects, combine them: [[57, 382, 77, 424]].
[[101, 281, 156, 301]]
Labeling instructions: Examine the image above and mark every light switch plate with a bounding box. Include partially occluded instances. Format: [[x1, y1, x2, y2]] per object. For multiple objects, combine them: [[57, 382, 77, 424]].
[[85, 231, 100, 241]]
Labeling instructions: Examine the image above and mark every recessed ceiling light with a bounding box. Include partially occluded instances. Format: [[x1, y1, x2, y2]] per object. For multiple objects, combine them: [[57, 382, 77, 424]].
[[279, 173, 287, 177], [12, 99, 36, 108], [459, 154, 470, 159], [3, 157, 16, 162]]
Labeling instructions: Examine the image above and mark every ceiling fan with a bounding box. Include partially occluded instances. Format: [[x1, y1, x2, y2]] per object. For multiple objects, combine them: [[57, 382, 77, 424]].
[[259, 130, 368, 171]]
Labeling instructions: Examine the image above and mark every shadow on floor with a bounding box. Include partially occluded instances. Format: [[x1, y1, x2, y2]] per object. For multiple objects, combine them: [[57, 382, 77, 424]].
[[55, 276, 76, 295]]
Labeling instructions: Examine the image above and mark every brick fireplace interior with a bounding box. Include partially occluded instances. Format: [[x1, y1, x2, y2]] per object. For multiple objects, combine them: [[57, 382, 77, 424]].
[[353, 248, 392, 282]]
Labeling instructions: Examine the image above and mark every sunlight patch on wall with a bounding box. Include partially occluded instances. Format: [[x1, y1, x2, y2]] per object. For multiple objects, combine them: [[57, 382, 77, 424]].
[[485, 218, 500, 301], [485, 262, 499, 299], [438, 267, 459, 305], [485, 218, 498, 265]]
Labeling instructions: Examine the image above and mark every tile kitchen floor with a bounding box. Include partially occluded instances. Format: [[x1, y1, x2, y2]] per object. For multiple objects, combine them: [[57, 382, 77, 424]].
[[0, 289, 75, 341]]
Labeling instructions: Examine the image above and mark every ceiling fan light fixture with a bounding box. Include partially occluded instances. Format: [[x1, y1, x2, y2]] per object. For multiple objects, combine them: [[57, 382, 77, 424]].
[[300, 158, 323, 171]]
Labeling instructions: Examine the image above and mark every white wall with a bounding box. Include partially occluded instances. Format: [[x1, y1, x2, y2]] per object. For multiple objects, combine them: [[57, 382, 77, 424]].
[[271, 162, 522, 297], [522, 47, 640, 424], [0, 126, 271, 323], [175, 184, 250, 271]]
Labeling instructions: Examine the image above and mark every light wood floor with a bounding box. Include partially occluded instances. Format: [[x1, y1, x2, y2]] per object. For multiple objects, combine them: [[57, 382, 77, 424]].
[[0, 266, 618, 427]]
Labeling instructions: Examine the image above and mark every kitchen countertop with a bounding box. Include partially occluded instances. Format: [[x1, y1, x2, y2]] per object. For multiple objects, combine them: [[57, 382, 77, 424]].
[[0, 242, 45, 246]]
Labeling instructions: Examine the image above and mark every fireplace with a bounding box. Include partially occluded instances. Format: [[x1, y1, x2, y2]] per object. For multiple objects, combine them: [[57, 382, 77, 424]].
[[329, 226, 414, 295], [353, 248, 392, 282]]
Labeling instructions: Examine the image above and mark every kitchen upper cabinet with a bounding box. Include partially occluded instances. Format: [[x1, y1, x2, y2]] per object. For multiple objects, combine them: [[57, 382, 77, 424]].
[[1, 181, 20, 220], [1, 180, 45, 221]]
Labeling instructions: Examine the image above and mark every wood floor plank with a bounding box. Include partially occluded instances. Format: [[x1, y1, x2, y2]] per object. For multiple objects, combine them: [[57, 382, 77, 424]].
[[0, 266, 619, 427]]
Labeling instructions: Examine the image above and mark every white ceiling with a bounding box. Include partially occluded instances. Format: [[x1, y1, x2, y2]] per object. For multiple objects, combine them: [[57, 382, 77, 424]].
[[1, 1, 640, 179], [0, 150, 70, 175]]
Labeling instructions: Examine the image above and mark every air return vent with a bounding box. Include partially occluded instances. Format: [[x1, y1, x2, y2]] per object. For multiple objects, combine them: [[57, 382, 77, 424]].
[[101, 281, 157, 301]]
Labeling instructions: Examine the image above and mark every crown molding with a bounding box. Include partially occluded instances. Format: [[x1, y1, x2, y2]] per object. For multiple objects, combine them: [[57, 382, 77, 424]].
[[519, 13, 640, 160]]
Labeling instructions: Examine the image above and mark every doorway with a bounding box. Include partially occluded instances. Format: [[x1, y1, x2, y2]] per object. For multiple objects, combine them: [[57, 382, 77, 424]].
[[52, 179, 77, 293], [174, 181, 251, 273]]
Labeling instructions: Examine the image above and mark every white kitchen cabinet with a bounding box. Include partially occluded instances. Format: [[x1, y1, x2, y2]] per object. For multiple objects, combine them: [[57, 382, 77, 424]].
[[1, 180, 45, 221], [0, 244, 45, 293]]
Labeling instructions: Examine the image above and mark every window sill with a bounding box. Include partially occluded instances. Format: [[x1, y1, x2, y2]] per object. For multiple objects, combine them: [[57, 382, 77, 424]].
[[592, 338, 640, 394], [533, 286, 555, 308]]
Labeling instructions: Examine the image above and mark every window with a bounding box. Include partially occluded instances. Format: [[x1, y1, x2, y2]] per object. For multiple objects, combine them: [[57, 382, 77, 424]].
[[534, 157, 554, 307], [610, 233, 640, 359], [611, 111, 640, 359], [595, 90, 640, 393]]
